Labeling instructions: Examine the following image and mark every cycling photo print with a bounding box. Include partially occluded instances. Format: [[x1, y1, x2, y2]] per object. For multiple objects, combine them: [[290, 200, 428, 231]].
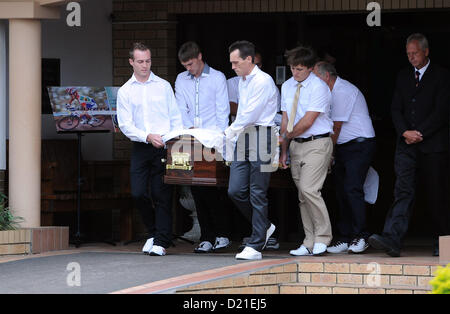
[[47, 86, 115, 133]]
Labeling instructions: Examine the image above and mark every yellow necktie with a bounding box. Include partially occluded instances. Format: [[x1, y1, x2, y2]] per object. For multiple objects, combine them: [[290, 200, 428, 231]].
[[287, 83, 302, 133]]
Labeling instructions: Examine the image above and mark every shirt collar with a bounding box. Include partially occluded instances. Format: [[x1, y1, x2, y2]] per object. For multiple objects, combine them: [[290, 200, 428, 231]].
[[242, 64, 260, 81], [292, 71, 314, 88], [131, 72, 159, 84], [415, 59, 430, 76], [333, 76, 342, 89], [186, 63, 210, 79]]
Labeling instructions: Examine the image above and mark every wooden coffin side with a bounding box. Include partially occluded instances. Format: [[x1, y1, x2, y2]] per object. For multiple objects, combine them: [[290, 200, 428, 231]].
[[164, 136, 295, 188], [164, 136, 229, 186]]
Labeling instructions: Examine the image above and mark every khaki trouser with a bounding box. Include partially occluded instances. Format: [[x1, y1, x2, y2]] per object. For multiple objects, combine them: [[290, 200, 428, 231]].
[[289, 137, 333, 250]]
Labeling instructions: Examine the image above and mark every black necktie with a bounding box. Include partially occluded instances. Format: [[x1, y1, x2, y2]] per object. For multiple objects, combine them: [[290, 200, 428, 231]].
[[415, 71, 420, 87]]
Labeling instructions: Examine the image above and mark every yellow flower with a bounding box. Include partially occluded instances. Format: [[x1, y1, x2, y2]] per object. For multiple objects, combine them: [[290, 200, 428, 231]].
[[430, 264, 450, 294]]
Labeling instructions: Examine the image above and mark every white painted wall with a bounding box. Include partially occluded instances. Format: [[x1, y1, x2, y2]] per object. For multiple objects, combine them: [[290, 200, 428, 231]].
[[41, 0, 113, 160], [0, 20, 7, 170]]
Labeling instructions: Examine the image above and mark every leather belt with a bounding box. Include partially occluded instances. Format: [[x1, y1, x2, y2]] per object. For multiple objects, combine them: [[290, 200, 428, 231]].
[[294, 133, 330, 143], [338, 137, 375, 146]]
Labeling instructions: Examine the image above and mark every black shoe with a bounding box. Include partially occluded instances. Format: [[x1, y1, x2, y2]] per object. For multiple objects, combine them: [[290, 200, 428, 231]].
[[264, 237, 280, 251], [433, 246, 439, 257], [368, 234, 401, 257], [433, 240, 439, 256], [194, 241, 213, 253]]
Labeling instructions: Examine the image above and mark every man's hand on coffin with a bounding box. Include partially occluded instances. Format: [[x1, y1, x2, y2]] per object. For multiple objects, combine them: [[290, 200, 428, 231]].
[[224, 127, 235, 140], [146, 134, 164, 148]]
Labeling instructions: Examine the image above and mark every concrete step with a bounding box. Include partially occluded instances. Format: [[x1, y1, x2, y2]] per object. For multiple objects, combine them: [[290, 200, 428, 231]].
[[280, 282, 431, 294]]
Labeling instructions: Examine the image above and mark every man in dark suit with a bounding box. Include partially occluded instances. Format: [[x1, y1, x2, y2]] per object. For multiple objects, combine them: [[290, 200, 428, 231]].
[[369, 33, 450, 257]]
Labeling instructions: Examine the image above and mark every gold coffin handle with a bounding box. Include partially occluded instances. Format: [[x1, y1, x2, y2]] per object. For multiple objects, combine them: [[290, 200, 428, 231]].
[[166, 152, 192, 171]]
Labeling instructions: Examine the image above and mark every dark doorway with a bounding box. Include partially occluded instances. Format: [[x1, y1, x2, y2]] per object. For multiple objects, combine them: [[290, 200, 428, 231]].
[[176, 9, 450, 242]]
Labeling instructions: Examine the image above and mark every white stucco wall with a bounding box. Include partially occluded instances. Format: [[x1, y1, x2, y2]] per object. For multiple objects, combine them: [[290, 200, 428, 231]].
[[0, 20, 6, 170], [41, 0, 113, 160]]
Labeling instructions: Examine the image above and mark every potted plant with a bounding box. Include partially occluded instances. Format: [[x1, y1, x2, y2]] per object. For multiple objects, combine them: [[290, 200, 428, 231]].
[[0, 193, 22, 231], [0, 193, 30, 255], [1, 193, 70, 255]]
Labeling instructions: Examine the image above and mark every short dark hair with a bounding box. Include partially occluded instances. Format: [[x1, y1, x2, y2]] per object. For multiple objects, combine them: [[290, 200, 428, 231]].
[[285, 46, 317, 68], [129, 42, 151, 60], [229, 40, 255, 62], [178, 41, 202, 63]]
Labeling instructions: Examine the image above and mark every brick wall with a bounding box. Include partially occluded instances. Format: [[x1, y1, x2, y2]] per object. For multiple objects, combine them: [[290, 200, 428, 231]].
[[112, 2, 177, 86], [167, 0, 450, 13], [176, 261, 438, 294], [0, 227, 69, 255]]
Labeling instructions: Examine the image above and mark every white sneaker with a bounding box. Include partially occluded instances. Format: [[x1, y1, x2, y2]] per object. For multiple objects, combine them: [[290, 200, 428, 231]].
[[213, 237, 231, 250], [263, 223, 276, 249], [348, 238, 369, 254], [235, 246, 262, 260], [142, 237, 154, 254], [312, 243, 327, 256], [194, 241, 213, 253], [290, 245, 312, 256], [327, 241, 349, 254], [149, 245, 166, 256]]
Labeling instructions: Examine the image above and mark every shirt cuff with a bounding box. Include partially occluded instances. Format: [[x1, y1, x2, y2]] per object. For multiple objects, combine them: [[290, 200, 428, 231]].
[[139, 131, 148, 144]]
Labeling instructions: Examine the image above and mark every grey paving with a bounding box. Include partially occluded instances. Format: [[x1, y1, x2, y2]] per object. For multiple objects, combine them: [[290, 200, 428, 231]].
[[0, 252, 253, 294], [1, 239, 436, 294]]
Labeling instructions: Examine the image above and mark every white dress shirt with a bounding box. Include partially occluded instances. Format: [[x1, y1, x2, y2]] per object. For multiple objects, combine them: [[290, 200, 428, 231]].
[[227, 76, 240, 104], [331, 77, 375, 144], [225, 65, 279, 138], [415, 59, 430, 81], [175, 64, 229, 132], [281, 73, 333, 138], [117, 72, 183, 144], [228, 75, 282, 110]]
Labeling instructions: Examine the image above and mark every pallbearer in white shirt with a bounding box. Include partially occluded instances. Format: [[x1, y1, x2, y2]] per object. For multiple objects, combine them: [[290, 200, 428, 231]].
[[117, 43, 183, 257], [279, 47, 334, 256], [314, 62, 376, 254], [227, 52, 281, 251], [227, 52, 264, 120], [174, 41, 232, 253], [226, 41, 279, 260]]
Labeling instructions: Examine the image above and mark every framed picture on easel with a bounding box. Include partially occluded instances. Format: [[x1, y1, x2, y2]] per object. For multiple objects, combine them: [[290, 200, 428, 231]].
[[47, 86, 115, 133], [46, 86, 118, 248]]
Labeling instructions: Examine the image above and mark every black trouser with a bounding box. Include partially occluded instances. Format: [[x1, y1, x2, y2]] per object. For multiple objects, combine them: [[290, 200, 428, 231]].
[[333, 138, 376, 243], [227, 126, 276, 251], [130, 142, 173, 248], [382, 141, 449, 249], [191, 186, 231, 244]]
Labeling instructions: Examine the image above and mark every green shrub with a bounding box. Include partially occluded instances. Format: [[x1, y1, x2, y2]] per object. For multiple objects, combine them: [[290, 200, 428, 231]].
[[430, 264, 450, 294], [0, 193, 23, 231]]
